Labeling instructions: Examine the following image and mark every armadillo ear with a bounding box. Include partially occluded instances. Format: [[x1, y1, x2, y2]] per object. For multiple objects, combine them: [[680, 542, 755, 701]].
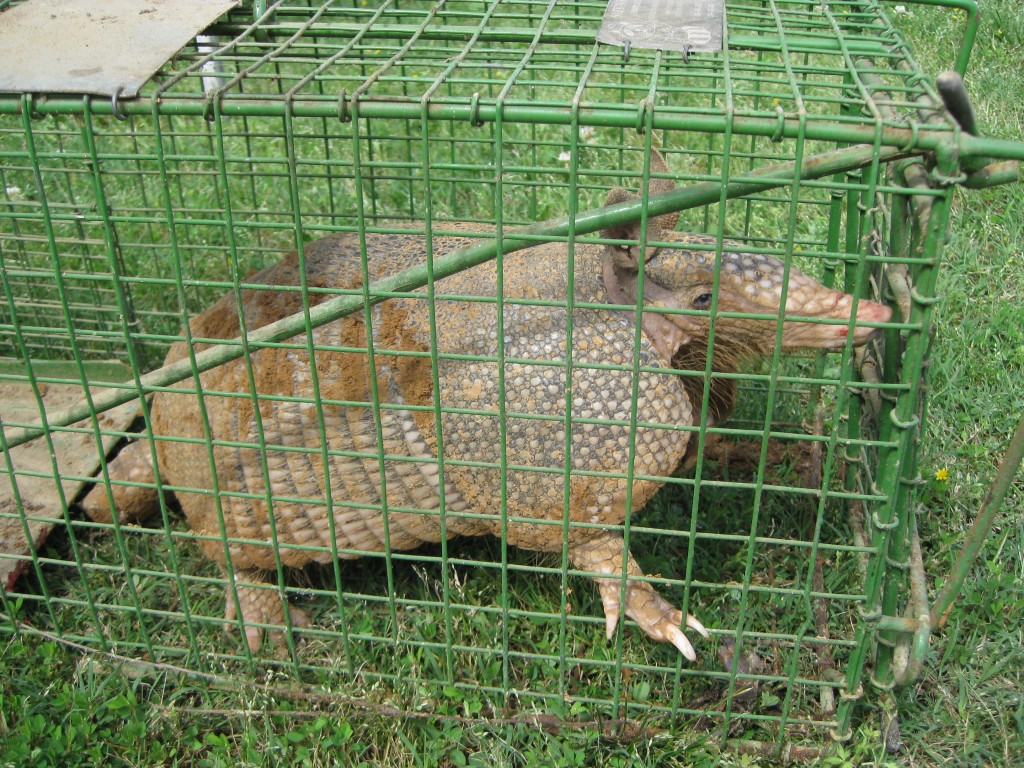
[[602, 187, 644, 269], [600, 149, 679, 266], [647, 147, 680, 233]]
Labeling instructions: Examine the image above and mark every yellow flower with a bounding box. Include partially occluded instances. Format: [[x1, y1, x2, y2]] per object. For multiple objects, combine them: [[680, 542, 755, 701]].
[[935, 468, 949, 482]]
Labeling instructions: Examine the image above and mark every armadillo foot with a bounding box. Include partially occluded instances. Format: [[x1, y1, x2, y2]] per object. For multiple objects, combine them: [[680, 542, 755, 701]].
[[80, 438, 160, 524], [570, 532, 709, 661], [223, 571, 312, 653], [595, 577, 709, 661]]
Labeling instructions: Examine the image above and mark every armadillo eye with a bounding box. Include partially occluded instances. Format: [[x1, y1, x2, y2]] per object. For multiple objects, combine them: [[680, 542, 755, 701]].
[[693, 293, 713, 309]]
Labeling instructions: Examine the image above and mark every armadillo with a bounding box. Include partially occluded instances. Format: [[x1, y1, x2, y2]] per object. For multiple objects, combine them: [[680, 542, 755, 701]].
[[82, 157, 891, 660]]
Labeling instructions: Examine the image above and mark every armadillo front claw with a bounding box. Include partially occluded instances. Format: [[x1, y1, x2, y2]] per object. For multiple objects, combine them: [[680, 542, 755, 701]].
[[570, 533, 708, 660], [223, 572, 311, 653], [595, 577, 708, 662]]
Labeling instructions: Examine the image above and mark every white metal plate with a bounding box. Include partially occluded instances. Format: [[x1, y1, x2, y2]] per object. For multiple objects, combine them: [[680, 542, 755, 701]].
[[0, 0, 238, 97], [598, 0, 725, 54]]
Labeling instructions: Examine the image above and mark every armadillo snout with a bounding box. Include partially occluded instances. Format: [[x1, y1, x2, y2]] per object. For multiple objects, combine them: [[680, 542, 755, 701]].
[[775, 293, 891, 350], [848, 298, 892, 344]]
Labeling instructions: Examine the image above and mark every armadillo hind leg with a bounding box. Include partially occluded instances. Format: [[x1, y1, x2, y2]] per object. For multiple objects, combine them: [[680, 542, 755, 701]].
[[569, 532, 710, 661], [224, 569, 312, 653], [79, 439, 159, 525]]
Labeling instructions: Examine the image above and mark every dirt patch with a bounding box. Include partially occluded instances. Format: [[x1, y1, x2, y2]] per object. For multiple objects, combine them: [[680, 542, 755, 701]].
[[697, 432, 818, 487]]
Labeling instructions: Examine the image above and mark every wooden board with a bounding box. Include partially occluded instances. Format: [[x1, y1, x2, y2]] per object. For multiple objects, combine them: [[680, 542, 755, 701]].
[[1, 361, 140, 590]]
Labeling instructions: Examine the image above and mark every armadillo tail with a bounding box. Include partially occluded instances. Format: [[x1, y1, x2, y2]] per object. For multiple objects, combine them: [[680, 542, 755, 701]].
[[79, 438, 160, 524]]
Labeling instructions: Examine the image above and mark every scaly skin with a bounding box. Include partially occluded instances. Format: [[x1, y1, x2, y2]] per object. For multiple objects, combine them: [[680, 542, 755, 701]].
[[83, 159, 891, 659]]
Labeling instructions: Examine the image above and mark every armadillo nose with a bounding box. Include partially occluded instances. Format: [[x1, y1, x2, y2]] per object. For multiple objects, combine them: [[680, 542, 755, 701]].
[[850, 299, 892, 345], [856, 300, 893, 324]]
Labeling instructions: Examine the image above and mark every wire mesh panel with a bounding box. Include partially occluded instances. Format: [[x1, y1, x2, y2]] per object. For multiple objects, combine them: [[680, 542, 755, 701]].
[[0, 0, 1004, 751]]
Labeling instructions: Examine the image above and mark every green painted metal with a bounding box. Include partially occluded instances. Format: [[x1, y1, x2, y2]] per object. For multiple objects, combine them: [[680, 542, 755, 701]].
[[9, 97, 1024, 161], [2, 137, 919, 453], [0, 0, 1016, 751]]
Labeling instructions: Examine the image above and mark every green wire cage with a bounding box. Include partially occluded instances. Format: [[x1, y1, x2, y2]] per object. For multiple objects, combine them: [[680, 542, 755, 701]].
[[2, 0, 1022, 754]]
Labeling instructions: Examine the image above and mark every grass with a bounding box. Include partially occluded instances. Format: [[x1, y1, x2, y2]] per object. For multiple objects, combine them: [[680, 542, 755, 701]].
[[875, 4, 1024, 766], [3, 1, 1024, 765]]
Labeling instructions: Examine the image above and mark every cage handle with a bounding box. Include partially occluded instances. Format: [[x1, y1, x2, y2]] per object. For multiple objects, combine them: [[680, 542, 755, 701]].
[[888, 0, 978, 76]]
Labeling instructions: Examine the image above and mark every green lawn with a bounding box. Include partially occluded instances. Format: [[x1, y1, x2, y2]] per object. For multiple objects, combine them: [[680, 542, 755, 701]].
[[2, 2, 1023, 766], [873, 3, 1024, 765]]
